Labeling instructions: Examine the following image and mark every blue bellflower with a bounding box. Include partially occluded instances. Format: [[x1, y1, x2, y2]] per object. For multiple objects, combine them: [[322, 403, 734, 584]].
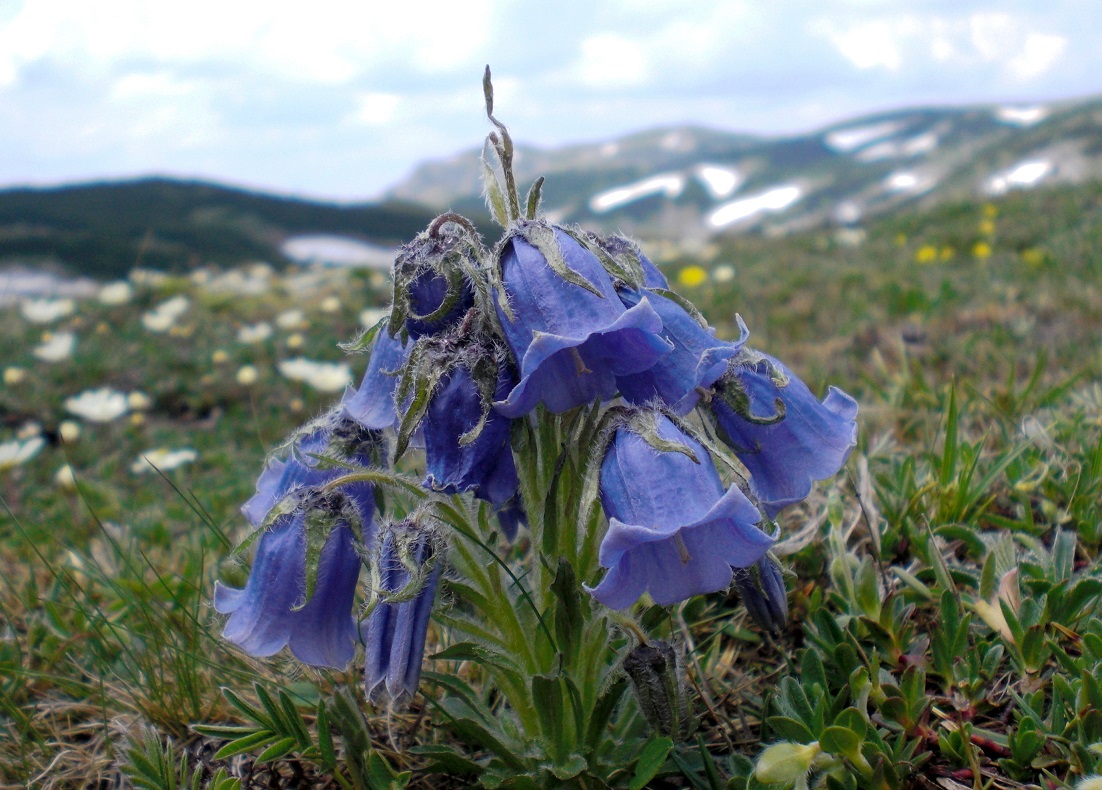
[[616, 290, 746, 415], [393, 231, 476, 340], [588, 414, 775, 609], [341, 327, 411, 432], [215, 418, 378, 668], [363, 524, 441, 705], [732, 555, 788, 633], [493, 224, 672, 417], [712, 352, 858, 517], [424, 361, 519, 505]]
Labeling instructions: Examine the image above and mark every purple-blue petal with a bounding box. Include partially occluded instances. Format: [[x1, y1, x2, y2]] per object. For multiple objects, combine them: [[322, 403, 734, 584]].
[[714, 353, 858, 517], [616, 290, 746, 415], [494, 226, 671, 416], [587, 415, 774, 610], [342, 329, 411, 431]]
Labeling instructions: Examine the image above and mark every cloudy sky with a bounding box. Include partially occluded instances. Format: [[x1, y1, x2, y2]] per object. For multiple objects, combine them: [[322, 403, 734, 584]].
[[1, 0, 1099, 201]]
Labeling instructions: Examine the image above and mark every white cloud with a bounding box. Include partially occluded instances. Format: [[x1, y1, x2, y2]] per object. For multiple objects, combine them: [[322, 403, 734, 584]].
[[352, 92, 400, 126], [1008, 33, 1066, 80], [575, 34, 649, 88]]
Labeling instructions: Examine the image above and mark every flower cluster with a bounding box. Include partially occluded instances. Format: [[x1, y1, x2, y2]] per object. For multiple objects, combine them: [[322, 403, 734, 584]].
[[215, 73, 857, 710]]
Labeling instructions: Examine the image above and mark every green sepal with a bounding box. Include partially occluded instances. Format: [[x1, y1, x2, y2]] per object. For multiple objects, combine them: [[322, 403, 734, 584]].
[[525, 176, 545, 220]]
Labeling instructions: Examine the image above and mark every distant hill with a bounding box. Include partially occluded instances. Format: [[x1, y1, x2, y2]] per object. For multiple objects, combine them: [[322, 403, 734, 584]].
[[0, 178, 439, 280], [387, 95, 1102, 242]]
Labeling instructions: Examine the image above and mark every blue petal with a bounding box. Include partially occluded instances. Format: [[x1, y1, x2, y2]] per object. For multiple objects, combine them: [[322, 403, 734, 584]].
[[714, 353, 858, 516], [587, 415, 774, 610], [616, 291, 745, 415], [493, 226, 671, 416], [342, 329, 412, 431], [423, 363, 517, 502], [215, 517, 361, 668]]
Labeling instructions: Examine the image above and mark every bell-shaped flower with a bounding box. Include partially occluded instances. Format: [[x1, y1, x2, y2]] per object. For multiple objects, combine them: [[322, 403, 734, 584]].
[[732, 555, 788, 633], [423, 359, 518, 509], [391, 226, 477, 340], [493, 223, 672, 417], [711, 351, 858, 517], [342, 328, 412, 432], [616, 290, 746, 415], [363, 522, 442, 705], [587, 413, 775, 609], [214, 501, 364, 668], [215, 415, 380, 668]]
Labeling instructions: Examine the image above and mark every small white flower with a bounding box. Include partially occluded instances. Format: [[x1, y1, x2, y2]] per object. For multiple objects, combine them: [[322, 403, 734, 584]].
[[0, 437, 45, 471], [276, 309, 306, 329], [98, 282, 134, 305], [141, 296, 190, 333], [237, 321, 273, 344], [319, 296, 341, 313], [277, 357, 352, 392], [131, 448, 198, 474], [21, 298, 75, 324], [64, 388, 129, 422], [33, 332, 76, 362], [236, 365, 259, 385], [712, 264, 736, 283]]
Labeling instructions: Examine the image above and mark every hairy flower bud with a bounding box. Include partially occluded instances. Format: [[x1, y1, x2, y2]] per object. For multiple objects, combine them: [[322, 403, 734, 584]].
[[621, 639, 693, 740]]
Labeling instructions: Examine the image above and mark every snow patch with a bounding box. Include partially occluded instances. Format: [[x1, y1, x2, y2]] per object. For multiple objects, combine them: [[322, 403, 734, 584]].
[[281, 235, 396, 268], [986, 159, 1051, 195], [857, 131, 939, 162], [694, 165, 741, 200], [824, 121, 903, 153], [707, 186, 802, 229], [589, 173, 685, 213], [995, 105, 1049, 127]]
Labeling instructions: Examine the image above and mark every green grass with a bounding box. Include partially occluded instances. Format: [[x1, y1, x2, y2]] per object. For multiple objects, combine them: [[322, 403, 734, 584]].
[[2, 182, 1102, 788]]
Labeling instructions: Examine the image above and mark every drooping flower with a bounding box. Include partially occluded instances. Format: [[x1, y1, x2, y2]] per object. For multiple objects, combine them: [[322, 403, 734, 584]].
[[215, 417, 381, 668], [342, 328, 412, 431], [423, 358, 518, 509], [64, 388, 129, 422], [614, 290, 745, 415], [363, 522, 441, 705], [493, 223, 671, 417], [711, 351, 858, 517], [588, 413, 775, 609]]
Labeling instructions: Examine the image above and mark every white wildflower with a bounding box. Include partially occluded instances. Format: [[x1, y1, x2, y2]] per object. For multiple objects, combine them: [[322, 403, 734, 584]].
[[64, 388, 129, 422], [4, 367, 27, 385], [132, 448, 198, 474], [319, 296, 341, 313], [0, 436, 45, 471], [21, 298, 75, 324], [141, 296, 190, 333], [33, 332, 76, 362], [237, 321, 273, 344], [127, 391, 152, 410], [277, 358, 352, 392], [59, 421, 82, 443], [98, 281, 134, 305], [55, 464, 78, 491], [276, 309, 306, 329]]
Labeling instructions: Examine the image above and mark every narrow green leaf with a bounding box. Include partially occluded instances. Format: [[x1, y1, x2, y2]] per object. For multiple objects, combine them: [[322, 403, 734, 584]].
[[629, 736, 674, 790]]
